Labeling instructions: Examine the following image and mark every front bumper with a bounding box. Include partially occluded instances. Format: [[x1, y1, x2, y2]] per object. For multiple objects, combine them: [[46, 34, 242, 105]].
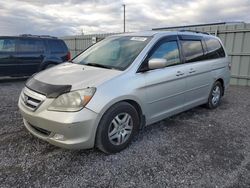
[[18, 93, 99, 149]]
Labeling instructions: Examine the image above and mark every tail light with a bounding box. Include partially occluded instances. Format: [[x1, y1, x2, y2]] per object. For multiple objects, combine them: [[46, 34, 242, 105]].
[[66, 51, 71, 61]]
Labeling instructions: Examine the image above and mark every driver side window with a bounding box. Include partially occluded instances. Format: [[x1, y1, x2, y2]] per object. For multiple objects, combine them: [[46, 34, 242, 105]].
[[150, 41, 180, 66]]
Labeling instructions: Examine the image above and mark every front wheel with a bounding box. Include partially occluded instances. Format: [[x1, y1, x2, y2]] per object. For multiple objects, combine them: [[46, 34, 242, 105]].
[[95, 102, 140, 154], [205, 81, 223, 109]]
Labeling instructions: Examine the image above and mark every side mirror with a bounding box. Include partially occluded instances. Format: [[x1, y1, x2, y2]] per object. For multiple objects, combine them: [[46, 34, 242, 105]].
[[148, 58, 167, 70]]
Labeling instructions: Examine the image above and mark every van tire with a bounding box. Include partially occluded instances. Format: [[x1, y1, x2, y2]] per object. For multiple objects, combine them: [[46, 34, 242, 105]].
[[205, 81, 223, 109], [95, 102, 140, 154]]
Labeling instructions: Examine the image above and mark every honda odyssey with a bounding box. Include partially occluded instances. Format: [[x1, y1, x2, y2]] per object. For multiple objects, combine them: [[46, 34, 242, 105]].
[[18, 31, 231, 153]]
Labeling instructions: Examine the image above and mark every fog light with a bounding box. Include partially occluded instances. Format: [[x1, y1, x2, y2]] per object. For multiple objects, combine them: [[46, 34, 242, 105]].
[[53, 133, 64, 140]]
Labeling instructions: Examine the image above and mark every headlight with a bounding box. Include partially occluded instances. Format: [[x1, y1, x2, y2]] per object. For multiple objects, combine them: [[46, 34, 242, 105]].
[[48, 87, 96, 112]]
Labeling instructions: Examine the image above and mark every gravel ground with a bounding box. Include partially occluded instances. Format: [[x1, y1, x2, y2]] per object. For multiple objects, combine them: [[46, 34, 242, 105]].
[[0, 80, 250, 188]]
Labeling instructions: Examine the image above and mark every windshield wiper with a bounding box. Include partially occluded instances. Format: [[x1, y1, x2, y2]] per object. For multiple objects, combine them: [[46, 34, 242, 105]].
[[85, 63, 112, 69]]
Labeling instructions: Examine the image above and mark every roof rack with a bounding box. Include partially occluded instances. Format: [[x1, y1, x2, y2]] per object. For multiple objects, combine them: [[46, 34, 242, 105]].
[[19, 34, 57, 39], [178, 29, 210, 35]]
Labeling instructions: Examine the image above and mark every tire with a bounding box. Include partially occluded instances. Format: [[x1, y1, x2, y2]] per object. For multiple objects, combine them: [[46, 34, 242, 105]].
[[95, 102, 140, 154], [205, 81, 223, 109]]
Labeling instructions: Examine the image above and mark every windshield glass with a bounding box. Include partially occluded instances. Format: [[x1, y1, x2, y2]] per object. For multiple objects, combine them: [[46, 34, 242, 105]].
[[72, 36, 151, 70]]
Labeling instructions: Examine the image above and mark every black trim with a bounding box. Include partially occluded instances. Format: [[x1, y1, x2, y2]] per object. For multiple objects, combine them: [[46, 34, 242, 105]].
[[201, 38, 207, 54], [178, 34, 203, 40], [140, 115, 146, 130], [178, 30, 209, 35], [26, 78, 71, 98], [29, 124, 51, 136], [177, 35, 185, 64]]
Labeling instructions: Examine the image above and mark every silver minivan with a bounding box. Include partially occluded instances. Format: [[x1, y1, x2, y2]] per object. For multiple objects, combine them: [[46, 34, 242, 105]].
[[18, 31, 231, 153]]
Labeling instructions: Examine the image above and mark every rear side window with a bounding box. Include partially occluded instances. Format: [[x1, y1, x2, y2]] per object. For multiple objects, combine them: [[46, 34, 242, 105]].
[[150, 41, 180, 66], [0, 38, 16, 52], [48, 40, 67, 53], [18, 39, 45, 52], [181, 40, 204, 63], [204, 37, 225, 59]]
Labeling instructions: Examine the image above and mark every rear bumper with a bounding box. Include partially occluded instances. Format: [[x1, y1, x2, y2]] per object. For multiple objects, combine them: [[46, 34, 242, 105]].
[[19, 98, 99, 149]]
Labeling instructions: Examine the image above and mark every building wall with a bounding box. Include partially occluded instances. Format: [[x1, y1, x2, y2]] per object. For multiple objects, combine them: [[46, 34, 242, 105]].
[[61, 23, 250, 86]]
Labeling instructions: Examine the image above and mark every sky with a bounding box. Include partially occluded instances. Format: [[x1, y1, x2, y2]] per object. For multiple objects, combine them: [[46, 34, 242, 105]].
[[0, 0, 250, 37]]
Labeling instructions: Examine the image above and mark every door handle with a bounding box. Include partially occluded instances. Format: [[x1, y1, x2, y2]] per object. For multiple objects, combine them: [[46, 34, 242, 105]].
[[176, 71, 184, 76], [189, 68, 196, 74]]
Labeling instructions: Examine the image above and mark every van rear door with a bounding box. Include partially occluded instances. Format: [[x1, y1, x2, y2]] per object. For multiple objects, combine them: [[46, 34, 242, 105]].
[[179, 35, 213, 109]]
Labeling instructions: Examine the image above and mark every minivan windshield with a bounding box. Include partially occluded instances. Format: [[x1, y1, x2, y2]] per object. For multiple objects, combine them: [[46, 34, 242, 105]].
[[72, 36, 151, 70]]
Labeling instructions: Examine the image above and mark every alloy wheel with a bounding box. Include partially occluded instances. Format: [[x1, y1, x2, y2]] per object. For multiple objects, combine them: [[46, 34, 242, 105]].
[[108, 113, 133, 145], [211, 85, 221, 106]]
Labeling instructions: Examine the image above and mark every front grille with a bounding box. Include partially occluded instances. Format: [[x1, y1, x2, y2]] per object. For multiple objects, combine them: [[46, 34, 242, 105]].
[[21, 87, 46, 111], [23, 94, 41, 109], [29, 124, 51, 136]]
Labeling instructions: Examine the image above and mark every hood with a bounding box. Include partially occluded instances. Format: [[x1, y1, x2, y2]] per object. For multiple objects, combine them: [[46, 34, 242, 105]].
[[34, 62, 122, 90]]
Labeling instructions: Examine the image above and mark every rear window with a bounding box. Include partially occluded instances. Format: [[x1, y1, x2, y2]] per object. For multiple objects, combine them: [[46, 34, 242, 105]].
[[48, 40, 67, 53], [204, 37, 225, 59], [0, 38, 16, 52], [18, 39, 45, 52], [181, 40, 204, 63]]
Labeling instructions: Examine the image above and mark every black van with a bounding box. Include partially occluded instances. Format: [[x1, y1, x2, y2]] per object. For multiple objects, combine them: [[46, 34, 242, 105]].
[[0, 34, 70, 77]]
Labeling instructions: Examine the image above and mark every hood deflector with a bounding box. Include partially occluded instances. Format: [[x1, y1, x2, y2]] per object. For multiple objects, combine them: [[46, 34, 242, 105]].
[[26, 78, 72, 98]]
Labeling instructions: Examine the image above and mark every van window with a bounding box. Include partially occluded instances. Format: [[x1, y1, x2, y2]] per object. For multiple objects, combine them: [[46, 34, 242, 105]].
[[150, 41, 180, 66], [73, 36, 151, 70], [18, 39, 45, 52], [48, 40, 67, 53], [0, 38, 16, 52], [181, 40, 204, 63], [205, 37, 225, 59]]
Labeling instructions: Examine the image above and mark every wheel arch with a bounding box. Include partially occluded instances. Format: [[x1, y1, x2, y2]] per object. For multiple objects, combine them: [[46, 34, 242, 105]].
[[122, 99, 146, 129], [94, 98, 145, 152], [94, 97, 146, 132], [216, 78, 225, 96]]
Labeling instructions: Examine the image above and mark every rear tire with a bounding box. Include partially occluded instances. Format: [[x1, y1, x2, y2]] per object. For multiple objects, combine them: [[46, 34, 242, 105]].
[[95, 102, 140, 154], [205, 81, 223, 109]]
